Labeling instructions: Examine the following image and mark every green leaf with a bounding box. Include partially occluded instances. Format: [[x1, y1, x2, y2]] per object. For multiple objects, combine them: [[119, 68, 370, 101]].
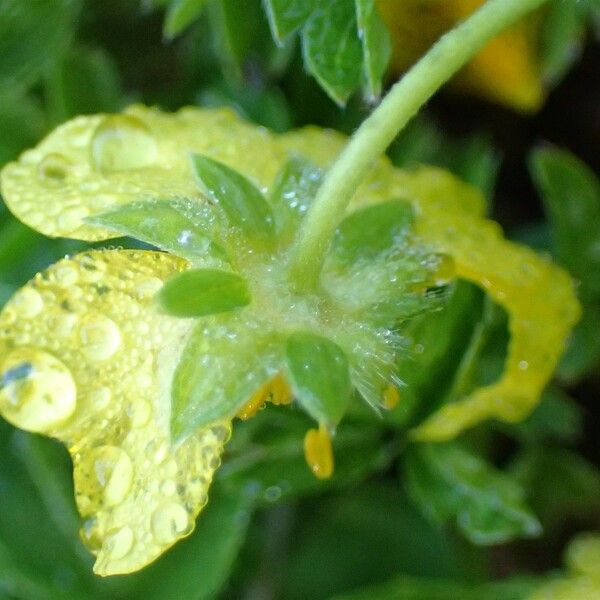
[[87, 199, 226, 262], [263, 0, 317, 43], [0, 0, 80, 92], [197, 82, 292, 132], [270, 156, 323, 237], [44, 45, 123, 122], [395, 281, 484, 417], [558, 302, 600, 382], [286, 331, 351, 426], [529, 147, 600, 300], [330, 200, 414, 264], [503, 386, 583, 444], [301, 0, 364, 105], [190, 154, 275, 240], [330, 574, 540, 600], [510, 447, 600, 531], [405, 443, 542, 546], [276, 483, 487, 599], [163, 0, 209, 39], [158, 268, 250, 317], [540, 0, 586, 85], [170, 317, 279, 439], [355, 0, 391, 101], [0, 91, 46, 166], [208, 0, 286, 85], [0, 423, 97, 600]]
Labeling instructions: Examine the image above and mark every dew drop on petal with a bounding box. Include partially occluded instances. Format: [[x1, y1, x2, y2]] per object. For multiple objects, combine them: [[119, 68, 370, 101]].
[[104, 526, 134, 560], [37, 153, 70, 183], [160, 479, 176, 497], [79, 315, 122, 362], [151, 502, 192, 545], [134, 277, 163, 300], [76, 446, 134, 509], [11, 287, 44, 318], [90, 387, 111, 411], [0, 348, 77, 433], [90, 114, 158, 173], [57, 206, 90, 232], [54, 264, 79, 286], [126, 400, 151, 427]]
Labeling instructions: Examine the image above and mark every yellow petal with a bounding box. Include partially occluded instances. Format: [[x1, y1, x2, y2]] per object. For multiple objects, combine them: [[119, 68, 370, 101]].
[[0, 105, 286, 240], [377, 0, 544, 112], [0, 249, 230, 576]]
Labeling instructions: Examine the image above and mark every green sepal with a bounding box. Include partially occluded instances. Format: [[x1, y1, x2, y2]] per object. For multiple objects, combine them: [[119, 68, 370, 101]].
[[301, 0, 363, 106], [270, 155, 323, 238], [405, 442, 542, 546], [529, 146, 600, 300], [157, 268, 250, 318], [355, 0, 391, 101], [285, 331, 351, 427], [86, 199, 227, 262], [163, 0, 209, 39], [330, 199, 414, 265], [190, 153, 275, 240], [171, 317, 279, 440], [263, 0, 316, 44]]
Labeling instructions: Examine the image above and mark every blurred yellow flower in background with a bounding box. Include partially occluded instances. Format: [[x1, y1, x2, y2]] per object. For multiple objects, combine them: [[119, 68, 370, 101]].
[[378, 0, 544, 112]]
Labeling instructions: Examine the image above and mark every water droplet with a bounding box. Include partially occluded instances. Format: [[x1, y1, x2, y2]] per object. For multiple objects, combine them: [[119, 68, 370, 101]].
[[38, 153, 70, 183], [104, 526, 134, 560], [0, 348, 76, 433], [79, 315, 122, 362], [160, 479, 176, 496], [264, 486, 282, 502], [518, 360, 529, 371], [134, 277, 163, 300], [53, 313, 78, 337], [151, 502, 191, 545], [126, 400, 151, 427], [80, 517, 102, 552], [91, 115, 158, 173], [57, 206, 90, 232], [11, 287, 44, 318], [54, 265, 79, 286], [88, 446, 134, 506], [188, 476, 208, 504], [90, 387, 111, 411], [146, 439, 168, 464]]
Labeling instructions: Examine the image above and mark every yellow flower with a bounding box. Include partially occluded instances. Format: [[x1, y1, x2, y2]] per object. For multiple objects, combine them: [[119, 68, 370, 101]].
[[378, 0, 544, 112], [0, 105, 579, 575], [528, 534, 600, 599]]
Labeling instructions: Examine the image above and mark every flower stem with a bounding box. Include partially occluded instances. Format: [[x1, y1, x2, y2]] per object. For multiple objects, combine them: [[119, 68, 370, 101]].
[[288, 0, 550, 289]]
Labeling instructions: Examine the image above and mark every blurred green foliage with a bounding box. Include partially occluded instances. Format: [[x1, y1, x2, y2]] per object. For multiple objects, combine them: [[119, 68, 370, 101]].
[[0, 1, 599, 599]]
